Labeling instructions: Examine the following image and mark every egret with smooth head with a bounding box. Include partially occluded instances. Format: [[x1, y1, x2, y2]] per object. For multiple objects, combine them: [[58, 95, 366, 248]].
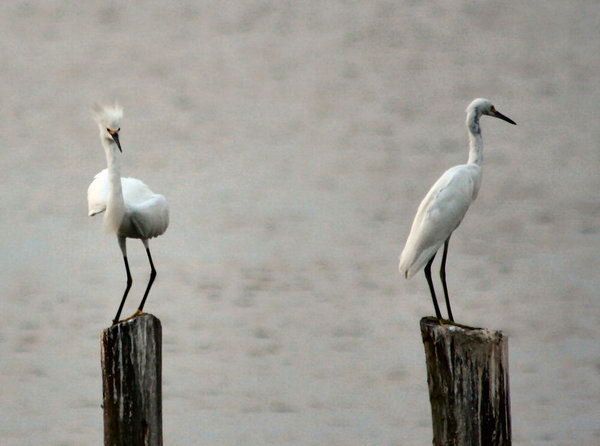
[[88, 104, 169, 325], [399, 98, 516, 321]]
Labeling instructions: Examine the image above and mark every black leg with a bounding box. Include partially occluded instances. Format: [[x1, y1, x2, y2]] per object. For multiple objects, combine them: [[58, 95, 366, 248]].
[[113, 256, 132, 324], [440, 237, 454, 322], [137, 247, 157, 312], [424, 254, 442, 319]]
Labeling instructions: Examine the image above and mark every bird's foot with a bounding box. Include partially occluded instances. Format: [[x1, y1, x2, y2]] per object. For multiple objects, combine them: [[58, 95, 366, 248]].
[[429, 317, 452, 328], [433, 317, 482, 331], [448, 320, 482, 330], [115, 309, 145, 324]]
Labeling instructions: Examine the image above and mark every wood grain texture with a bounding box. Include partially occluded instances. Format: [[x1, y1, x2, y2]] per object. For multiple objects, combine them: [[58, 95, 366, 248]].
[[420, 317, 511, 446], [101, 314, 162, 446]]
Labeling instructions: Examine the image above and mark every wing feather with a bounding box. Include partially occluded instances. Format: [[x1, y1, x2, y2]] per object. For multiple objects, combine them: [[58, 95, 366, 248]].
[[88, 171, 169, 241], [399, 165, 478, 279], [87, 169, 109, 216], [125, 194, 169, 240]]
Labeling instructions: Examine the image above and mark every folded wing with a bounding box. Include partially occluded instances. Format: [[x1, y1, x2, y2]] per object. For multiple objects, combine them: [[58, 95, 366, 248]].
[[126, 194, 169, 240], [87, 169, 109, 216], [87, 170, 169, 240], [399, 165, 477, 279]]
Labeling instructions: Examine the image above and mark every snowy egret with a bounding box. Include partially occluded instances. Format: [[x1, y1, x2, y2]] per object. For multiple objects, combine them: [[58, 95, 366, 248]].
[[88, 104, 169, 325], [399, 98, 516, 321]]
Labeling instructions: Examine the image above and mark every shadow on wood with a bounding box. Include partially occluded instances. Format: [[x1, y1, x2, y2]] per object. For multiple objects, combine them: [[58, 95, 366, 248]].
[[101, 313, 162, 446], [420, 317, 511, 446]]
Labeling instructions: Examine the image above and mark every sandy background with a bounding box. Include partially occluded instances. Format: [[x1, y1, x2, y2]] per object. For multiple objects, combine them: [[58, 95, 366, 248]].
[[1, 1, 599, 445]]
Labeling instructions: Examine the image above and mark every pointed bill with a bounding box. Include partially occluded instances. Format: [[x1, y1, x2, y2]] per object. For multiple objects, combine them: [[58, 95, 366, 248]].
[[493, 110, 516, 125], [111, 132, 122, 152]]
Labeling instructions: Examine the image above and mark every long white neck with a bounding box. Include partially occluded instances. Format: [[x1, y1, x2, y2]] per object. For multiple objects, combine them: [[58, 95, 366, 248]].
[[466, 110, 484, 166], [103, 139, 125, 233]]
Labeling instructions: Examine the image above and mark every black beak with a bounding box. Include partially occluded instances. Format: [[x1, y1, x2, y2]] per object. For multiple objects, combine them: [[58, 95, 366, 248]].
[[493, 111, 517, 125], [111, 132, 122, 152]]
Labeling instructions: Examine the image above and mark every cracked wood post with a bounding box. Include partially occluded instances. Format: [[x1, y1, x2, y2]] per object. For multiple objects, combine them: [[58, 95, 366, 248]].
[[420, 317, 511, 446], [101, 314, 162, 446]]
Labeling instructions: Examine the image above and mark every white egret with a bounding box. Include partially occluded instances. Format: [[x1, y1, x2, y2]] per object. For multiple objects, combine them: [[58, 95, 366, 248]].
[[88, 104, 169, 325], [399, 98, 516, 321]]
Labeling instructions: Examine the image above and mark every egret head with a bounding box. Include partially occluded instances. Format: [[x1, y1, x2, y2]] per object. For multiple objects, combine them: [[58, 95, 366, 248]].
[[94, 103, 123, 152], [466, 98, 516, 125]]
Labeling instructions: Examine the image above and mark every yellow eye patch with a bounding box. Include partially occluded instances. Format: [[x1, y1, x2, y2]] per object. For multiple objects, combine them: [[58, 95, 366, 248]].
[[107, 128, 120, 135]]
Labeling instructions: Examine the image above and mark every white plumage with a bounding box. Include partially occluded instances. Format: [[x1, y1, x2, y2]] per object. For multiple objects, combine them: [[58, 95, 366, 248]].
[[88, 103, 169, 324], [87, 168, 169, 240], [399, 164, 479, 280], [399, 98, 516, 321]]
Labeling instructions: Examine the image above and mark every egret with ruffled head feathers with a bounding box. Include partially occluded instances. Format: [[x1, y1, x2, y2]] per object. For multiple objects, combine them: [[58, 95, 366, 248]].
[[88, 103, 169, 325], [399, 98, 516, 322]]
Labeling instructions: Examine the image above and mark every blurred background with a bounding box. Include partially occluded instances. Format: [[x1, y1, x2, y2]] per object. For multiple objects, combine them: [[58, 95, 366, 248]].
[[1, 1, 599, 444]]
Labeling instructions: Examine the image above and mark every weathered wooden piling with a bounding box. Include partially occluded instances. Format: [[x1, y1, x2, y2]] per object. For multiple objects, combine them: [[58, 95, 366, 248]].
[[101, 314, 162, 446], [420, 317, 511, 446]]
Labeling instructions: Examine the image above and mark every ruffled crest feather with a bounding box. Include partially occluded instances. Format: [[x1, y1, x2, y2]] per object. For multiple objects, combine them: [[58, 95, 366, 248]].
[[93, 102, 123, 130]]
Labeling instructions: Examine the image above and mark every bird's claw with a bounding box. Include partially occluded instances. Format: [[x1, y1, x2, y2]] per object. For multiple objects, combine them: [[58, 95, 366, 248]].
[[113, 309, 145, 325], [435, 317, 482, 331]]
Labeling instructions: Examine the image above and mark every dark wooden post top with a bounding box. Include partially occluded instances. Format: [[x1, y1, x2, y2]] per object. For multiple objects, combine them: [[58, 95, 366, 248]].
[[101, 314, 162, 446], [420, 317, 511, 446]]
